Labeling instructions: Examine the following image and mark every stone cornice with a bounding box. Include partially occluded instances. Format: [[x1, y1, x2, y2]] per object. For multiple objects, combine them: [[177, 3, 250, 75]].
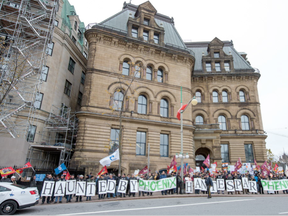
[[192, 73, 260, 82]]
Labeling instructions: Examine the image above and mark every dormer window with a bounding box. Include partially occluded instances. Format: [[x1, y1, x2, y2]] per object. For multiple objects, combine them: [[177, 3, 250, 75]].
[[143, 18, 150, 26], [206, 62, 212, 72], [143, 30, 149, 41], [154, 33, 159, 44], [214, 52, 220, 58], [224, 61, 230, 71], [132, 27, 138, 38], [215, 62, 221, 72]]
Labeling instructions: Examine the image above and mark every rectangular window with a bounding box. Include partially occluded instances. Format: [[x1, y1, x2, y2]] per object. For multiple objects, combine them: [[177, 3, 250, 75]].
[[77, 91, 83, 105], [68, 57, 76, 74], [132, 27, 138, 38], [81, 71, 86, 85], [46, 42, 54, 56], [83, 51, 87, 59], [54, 20, 59, 27], [64, 80, 72, 96], [143, 18, 150, 25], [74, 21, 77, 31], [214, 52, 220, 58], [55, 133, 65, 143], [60, 103, 68, 117], [27, 125, 37, 142], [84, 39, 88, 47], [215, 62, 221, 72], [41, 66, 49, 82], [224, 62, 230, 71], [34, 92, 43, 109], [160, 134, 169, 157], [110, 129, 120, 154], [72, 36, 76, 43], [143, 30, 149, 42], [244, 144, 254, 163], [136, 131, 146, 156], [78, 29, 82, 39], [206, 62, 211, 72], [221, 144, 229, 162], [154, 33, 159, 44]]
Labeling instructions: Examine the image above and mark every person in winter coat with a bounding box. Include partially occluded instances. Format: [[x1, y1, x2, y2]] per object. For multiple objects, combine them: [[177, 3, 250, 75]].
[[76, 175, 85, 202], [205, 173, 213, 198], [41, 174, 54, 204], [54, 175, 65, 203], [160, 171, 167, 195]]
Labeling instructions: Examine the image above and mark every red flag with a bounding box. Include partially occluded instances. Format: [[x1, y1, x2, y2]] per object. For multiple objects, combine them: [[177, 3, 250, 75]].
[[201, 167, 205, 173], [254, 159, 260, 170], [16, 169, 23, 174], [203, 155, 210, 168], [213, 162, 217, 167], [65, 171, 71, 180], [0, 167, 16, 177], [138, 165, 150, 175], [98, 166, 108, 176], [183, 163, 187, 175], [273, 164, 279, 173], [189, 167, 194, 174], [234, 158, 242, 171], [22, 162, 32, 169], [169, 155, 177, 168], [176, 104, 188, 120]]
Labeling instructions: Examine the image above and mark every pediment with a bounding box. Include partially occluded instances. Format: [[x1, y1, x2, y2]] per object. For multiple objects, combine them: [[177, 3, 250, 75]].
[[135, 1, 157, 16], [209, 37, 224, 47]]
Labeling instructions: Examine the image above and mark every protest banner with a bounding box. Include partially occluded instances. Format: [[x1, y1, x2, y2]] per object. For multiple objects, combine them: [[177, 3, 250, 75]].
[[242, 177, 249, 189], [249, 181, 257, 193], [118, 179, 128, 193], [66, 180, 76, 195], [98, 181, 107, 194], [211, 181, 217, 193], [261, 179, 288, 191], [194, 178, 201, 190], [201, 179, 207, 191], [130, 179, 138, 193], [226, 180, 234, 192], [107, 180, 116, 193], [54, 181, 66, 196], [234, 179, 242, 191], [217, 179, 225, 191], [138, 177, 176, 192], [185, 181, 193, 193], [76, 181, 86, 196], [86, 182, 96, 196], [41, 181, 55, 197]]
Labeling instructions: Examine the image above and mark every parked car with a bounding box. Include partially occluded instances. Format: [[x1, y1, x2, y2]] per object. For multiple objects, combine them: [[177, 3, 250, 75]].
[[0, 182, 39, 215]]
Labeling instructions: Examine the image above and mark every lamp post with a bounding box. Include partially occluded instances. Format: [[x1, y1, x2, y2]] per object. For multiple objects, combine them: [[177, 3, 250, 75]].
[[179, 86, 198, 194]]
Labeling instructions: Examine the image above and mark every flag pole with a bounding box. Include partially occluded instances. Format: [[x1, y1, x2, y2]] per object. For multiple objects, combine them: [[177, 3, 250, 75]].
[[147, 143, 150, 177], [180, 86, 184, 194]]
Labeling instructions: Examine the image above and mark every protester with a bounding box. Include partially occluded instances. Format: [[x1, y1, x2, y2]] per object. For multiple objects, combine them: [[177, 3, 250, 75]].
[[41, 174, 53, 204], [205, 173, 213, 198], [54, 175, 65, 204]]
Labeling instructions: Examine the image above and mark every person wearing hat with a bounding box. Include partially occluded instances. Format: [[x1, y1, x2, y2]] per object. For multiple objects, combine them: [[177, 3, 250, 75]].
[[54, 175, 65, 204], [76, 175, 84, 202]]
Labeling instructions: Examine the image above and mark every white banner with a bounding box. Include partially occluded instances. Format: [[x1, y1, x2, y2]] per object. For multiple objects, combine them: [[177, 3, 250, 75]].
[[234, 179, 243, 191], [54, 181, 66, 196], [211, 181, 217, 193], [194, 178, 201, 190], [138, 177, 176, 192], [41, 181, 55, 197], [76, 181, 86, 196], [66, 180, 76, 195], [118, 180, 128, 193], [201, 179, 207, 191], [185, 181, 193, 193], [242, 177, 249, 189], [226, 180, 235, 192], [249, 181, 257, 193], [98, 180, 107, 194], [217, 179, 225, 191], [130, 180, 138, 193], [86, 182, 96, 196], [107, 180, 116, 193]]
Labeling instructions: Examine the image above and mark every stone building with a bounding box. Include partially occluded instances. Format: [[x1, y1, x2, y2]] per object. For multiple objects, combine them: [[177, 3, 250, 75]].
[[70, 1, 267, 174]]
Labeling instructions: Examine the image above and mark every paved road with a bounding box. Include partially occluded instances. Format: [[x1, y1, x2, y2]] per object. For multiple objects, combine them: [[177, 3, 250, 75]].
[[16, 195, 288, 215]]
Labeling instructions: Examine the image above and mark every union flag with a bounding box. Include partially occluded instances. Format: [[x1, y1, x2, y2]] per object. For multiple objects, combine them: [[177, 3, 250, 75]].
[[0, 167, 16, 177], [97, 166, 108, 176]]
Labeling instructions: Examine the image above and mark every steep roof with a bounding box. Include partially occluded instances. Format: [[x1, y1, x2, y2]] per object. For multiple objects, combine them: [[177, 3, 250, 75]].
[[186, 41, 255, 72], [98, 2, 187, 50]]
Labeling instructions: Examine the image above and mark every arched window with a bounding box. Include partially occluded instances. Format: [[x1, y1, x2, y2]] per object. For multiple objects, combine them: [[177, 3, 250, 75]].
[[138, 95, 147, 114], [134, 64, 141, 78], [241, 115, 250, 130], [222, 91, 228, 103], [212, 91, 218, 103], [146, 66, 152, 80], [122, 61, 130, 76], [113, 91, 124, 111], [195, 115, 204, 125], [157, 69, 163, 83], [195, 91, 202, 103], [218, 115, 227, 130], [239, 90, 246, 102], [160, 99, 168, 117]]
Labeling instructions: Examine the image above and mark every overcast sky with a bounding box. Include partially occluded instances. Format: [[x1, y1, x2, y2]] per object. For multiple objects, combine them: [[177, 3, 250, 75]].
[[68, 0, 288, 157]]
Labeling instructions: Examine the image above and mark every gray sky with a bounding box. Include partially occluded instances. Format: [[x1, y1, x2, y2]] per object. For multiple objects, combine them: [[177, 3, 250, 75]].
[[68, 0, 288, 157]]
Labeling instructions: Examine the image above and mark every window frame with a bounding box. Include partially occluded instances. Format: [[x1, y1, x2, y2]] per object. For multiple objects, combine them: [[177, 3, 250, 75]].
[[154, 33, 159, 44], [218, 115, 227, 130], [143, 30, 149, 42], [138, 95, 147, 114], [54, 20, 59, 27], [244, 144, 254, 163], [239, 90, 246, 102], [143, 18, 150, 25], [74, 21, 77, 31], [72, 36, 76, 44], [241, 115, 250, 130], [41, 65, 49, 82], [27, 125, 37, 142], [122, 61, 130, 76], [221, 144, 229, 163], [64, 80, 72, 97], [195, 91, 202, 103], [113, 91, 124, 111], [215, 62, 221, 72], [206, 62, 212, 72], [46, 42, 54, 56], [34, 92, 44, 109], [132, 27, 138, 38], [136, 131, 146, 156], [146, 66, 152, 80], [160, 98, 169, 118], [212, 91, 219, 103], [224, 61, 230, 71], [195, 115, 204, 125], [222, 91, 228, 103], [68, 57, 76, 74], [77, 91, 83, 106], [157, 69, 163, 83], [214, 52, 220, 58], [109, 128, 120, 154], [160, 133, 169, 157], [81, 71, 86, 85]]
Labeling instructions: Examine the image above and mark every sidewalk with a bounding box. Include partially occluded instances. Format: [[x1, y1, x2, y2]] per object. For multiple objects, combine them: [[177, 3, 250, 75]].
[[42, 191, 288, 205]]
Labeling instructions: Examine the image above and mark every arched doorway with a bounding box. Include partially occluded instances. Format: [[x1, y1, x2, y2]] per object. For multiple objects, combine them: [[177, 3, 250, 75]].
[[195, 147, 211, 169]]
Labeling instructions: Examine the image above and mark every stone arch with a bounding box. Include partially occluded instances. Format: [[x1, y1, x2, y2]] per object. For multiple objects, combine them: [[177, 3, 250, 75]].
[[155, 62, 169, 73], [134, 86, 156, 99], [193, 109, 209, 124], [235, 85, 250, 93], [155, 90, 177, 103], [119, 54, 135, 63], [209, 86, 221, 93], [220, 85, 232, 93], [213, 109, 233, 119], [236, 108, 256, 118]]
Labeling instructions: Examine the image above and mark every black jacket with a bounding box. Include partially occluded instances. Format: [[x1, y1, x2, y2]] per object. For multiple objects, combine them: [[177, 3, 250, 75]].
[[205, 177, 213, 187]]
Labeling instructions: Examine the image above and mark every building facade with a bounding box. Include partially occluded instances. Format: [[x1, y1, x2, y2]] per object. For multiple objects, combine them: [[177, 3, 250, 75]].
[[70, 1, 267, 174]]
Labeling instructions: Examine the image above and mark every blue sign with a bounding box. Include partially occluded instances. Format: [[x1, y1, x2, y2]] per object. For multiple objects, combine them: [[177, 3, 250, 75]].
[[35, 174, 46, 181]]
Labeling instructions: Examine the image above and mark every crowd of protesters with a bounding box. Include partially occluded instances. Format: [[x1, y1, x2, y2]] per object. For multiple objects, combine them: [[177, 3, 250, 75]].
[[1, 169, 287, 205]]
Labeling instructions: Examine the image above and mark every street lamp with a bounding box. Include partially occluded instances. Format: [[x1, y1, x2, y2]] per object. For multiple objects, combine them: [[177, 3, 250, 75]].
[[180, 87, 198, 194]]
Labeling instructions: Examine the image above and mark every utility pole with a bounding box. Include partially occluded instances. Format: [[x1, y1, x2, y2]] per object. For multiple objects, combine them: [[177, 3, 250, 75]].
[[147, 143, 150, 176]]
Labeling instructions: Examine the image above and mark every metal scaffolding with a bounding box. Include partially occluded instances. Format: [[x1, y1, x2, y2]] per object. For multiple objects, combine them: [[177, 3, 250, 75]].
[[27, 104, 77, 169], [0, 0, 58, 138]]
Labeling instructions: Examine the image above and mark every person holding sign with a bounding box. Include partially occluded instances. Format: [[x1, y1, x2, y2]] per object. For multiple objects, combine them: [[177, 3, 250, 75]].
[[41, 174, 54, 204], [205, 173, 213, 198], [76, 175, 85, 202], [54, 175, 65, 203]]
